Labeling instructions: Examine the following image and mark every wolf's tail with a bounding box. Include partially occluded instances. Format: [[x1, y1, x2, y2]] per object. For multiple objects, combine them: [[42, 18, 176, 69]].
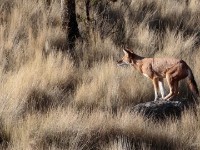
[[187, 67, 199, 97]]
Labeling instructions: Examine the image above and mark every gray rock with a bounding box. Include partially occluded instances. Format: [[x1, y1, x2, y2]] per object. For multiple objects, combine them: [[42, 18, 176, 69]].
[[132, 99, 198, 120]]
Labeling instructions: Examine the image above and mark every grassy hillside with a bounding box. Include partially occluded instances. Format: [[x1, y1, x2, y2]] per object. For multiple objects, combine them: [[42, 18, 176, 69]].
[[0, 0, 200, 149]]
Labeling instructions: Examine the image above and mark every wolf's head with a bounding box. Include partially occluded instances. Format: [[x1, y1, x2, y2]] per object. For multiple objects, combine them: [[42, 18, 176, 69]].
[[117, 48, 133, 67]]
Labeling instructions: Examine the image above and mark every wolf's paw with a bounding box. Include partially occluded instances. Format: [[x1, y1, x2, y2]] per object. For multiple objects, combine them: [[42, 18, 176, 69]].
[[158, 98, 164, 101], [154, 97, 164, 101]]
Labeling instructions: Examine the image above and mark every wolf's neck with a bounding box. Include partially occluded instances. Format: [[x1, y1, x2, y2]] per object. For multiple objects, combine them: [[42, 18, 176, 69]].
[[132, 53, 144, 63], [130, 54, 145, 71]]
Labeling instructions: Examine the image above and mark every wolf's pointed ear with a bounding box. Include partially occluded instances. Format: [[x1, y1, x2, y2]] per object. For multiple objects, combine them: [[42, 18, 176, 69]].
[[123, 48, 131, 56]]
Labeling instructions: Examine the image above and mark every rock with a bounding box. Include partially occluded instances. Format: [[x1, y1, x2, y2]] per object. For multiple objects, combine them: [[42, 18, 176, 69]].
[[132, 99, 198, 120]]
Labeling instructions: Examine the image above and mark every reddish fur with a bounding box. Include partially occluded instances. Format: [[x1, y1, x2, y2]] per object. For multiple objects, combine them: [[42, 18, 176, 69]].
[[117, 48, 199, 100]]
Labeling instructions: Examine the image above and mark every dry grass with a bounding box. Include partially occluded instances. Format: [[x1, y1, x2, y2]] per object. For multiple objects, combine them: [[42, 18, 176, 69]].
[[0, 0, 200, 149]]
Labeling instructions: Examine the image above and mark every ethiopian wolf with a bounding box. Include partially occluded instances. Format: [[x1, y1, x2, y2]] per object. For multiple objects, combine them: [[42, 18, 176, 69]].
[[117, 48, 199, 101]]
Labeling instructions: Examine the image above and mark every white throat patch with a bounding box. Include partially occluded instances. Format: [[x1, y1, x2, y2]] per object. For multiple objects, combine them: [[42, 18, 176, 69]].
[[143, 73, 150, 78]]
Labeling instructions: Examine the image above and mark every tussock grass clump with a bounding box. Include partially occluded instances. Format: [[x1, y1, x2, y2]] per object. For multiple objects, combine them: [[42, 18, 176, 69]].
[[0, 0, 200, 149], [74, 60, 153, 111]]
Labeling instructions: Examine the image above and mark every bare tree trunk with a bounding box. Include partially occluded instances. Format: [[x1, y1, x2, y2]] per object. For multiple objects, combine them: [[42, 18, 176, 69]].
[[85, 0, 90, 21], [46, 0, 51, 7], [61, 0, 80, 52]]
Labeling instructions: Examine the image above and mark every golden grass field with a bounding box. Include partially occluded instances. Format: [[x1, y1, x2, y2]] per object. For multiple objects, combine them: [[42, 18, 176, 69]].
[[0, 0, 200, 149]]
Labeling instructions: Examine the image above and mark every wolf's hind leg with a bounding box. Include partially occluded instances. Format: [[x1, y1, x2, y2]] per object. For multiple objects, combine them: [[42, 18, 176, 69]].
[[164, 73, 175, 100]]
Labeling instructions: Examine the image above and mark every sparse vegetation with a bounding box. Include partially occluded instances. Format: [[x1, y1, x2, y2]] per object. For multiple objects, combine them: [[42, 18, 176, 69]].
[[0, 0, 200, 149]]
